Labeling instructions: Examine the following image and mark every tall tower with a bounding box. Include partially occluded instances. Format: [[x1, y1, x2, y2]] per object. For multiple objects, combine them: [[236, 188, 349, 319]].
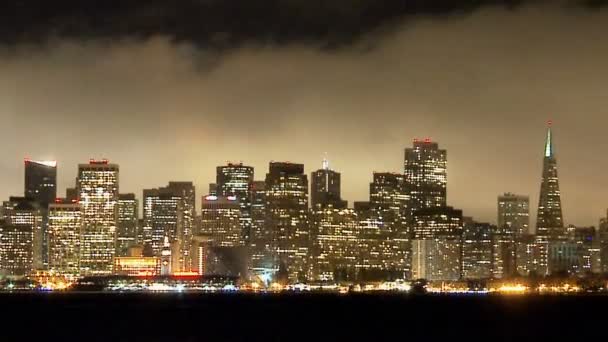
[[116, 193, 139, 257], [265, 162, 309, 282], [536, 122, 564, 238], [310, 157, 346, 210], [216, 163, 254, 245], [404, 139, 447, 217], [77, 159, 119, 275]]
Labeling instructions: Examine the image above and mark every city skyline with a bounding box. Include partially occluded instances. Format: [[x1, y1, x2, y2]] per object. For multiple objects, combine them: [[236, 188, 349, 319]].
[[3, 122, 602, 228]]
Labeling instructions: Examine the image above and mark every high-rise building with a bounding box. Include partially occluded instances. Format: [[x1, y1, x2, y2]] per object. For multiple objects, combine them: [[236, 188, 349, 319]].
[[536, 122, 564, 238], [48, 199, 82, 277], [142, 182, 195, 272], [411, 206, 463, 281], [492, 227, 517, 278], [0, 197, 43, 276], [461, 219, 493, 280], [77, 159, 119, 275], [200, 195, 243, 247], [116, 193, 139, 257], [310, 158, 347, 210], [216, 163, 254, 244], [24, 159, 57, 208], [249, 181, 271, 274], [498, 193, 530, 236], [367, 172, 410, 278], [311, 207, 359, 282], [24, 159, 57, 269], [404, 139, 447, 216], [265, 162, 310, 282]]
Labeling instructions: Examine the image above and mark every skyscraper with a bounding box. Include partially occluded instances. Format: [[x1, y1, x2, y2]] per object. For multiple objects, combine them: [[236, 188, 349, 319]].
[[216, 163, 254, 244], [0, 197, 43, 276], [498, 193, 530, 236], [48, 199, 82, 277], [77, 159, 119, 275], [142, 182, 195, 272], [369, 172, 408, 231], [249, 180, 270, 273], [411, 206, 463, 281], [404, 139, 447, 216], [116, 193, 139, 257], [536, 122, 564, 238], [265, 162, 310, 282], [310, 158, 347, 210], [24, 159, 57, 269], [24, 159, 57, 207], [200, 195, 243, 247], [461, 219, 493, 280]]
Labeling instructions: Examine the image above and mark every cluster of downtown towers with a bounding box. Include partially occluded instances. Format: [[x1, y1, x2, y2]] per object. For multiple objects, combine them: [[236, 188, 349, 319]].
[[1, 125, 606, 283]]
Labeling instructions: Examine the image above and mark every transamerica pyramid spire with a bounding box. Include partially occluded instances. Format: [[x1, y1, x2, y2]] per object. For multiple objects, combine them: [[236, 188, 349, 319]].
[[536, 121, 564, 237]]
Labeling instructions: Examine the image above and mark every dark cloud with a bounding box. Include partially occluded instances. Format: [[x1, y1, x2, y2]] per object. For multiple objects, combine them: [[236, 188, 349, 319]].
[[2, 0, 604, 48]]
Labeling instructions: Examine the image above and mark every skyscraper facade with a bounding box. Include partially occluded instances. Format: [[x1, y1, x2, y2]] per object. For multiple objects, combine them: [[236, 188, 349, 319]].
[[310, 158, 347, 210], [249, 180, 270, 274], [461, 219, 493, 280], [404, 139, 447, 216], [116, 193, 139, 257], [77, 160, 119, 275], [498, 193, 530, 236], [48, 200, 82, 276], [411, 206, 463, 281], [24, 159, 57, 269], [142, 182, 195, 272], [200, 195, 243, 247], [265, 162, 310, 282], [536, 123, 564, 238], [216, 163, 254, 244], [0, 197, 43, 276], [24, 159, 57, 208]]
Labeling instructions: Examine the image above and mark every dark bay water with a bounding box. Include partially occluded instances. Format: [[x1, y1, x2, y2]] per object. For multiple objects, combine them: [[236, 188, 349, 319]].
[[0, 293, 603, 341]]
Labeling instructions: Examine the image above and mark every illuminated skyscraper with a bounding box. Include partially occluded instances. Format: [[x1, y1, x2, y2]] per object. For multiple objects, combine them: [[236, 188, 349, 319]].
[[311, 207, 359, 282], [404, 139, 447, 216], [367, 172, 410, 278], [599, 210, 608, 273], [24, 159, 57, 269], [24, 159, 57, 208], [461, 219, 493, 280], [48, 199, 82, 276], [249, 180, 270, 273], [310, 158, 347, 210], [265, 162, 310, 282], [143, 182, 195, 272], [200, 195, 243, 247], [116, 193, 139, 257], [498, 193, 530, 236], [77, 159, 119, 275], [536, 122, 564, 238], [411, 206, 463, 281], [0, 197, 43, 276], [216, 163, 254, 244]]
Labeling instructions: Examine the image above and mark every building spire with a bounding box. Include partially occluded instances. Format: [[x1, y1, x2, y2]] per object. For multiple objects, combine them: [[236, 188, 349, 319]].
[[322, 153, 329, 170], [544, 120, 553, 158]]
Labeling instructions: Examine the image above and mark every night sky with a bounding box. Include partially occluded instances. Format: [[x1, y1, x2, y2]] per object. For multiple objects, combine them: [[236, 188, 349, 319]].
[[1, 0, 608, 226]]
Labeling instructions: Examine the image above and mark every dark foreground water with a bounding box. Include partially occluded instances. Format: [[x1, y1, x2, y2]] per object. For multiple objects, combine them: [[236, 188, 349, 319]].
[[0, 293, 604, 341]]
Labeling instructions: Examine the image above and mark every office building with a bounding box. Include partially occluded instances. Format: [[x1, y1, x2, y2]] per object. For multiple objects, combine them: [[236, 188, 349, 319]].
[[404, 139, 447, 216], [77, 159, 119, 275], [200, 195, 243, 247], [498, 193, 530, 236], [536, 122, 565, 238], [143, 182, 195, 272], [461, 219, 493, 280], [116, 193, 139, 257], [0, 197, 43, 276], [265, 162, 310, 282], [48, 199, 82, 277], [216, 163, 254, 244], [310, 158, 347, 210], [411, 206, 463, 281]]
